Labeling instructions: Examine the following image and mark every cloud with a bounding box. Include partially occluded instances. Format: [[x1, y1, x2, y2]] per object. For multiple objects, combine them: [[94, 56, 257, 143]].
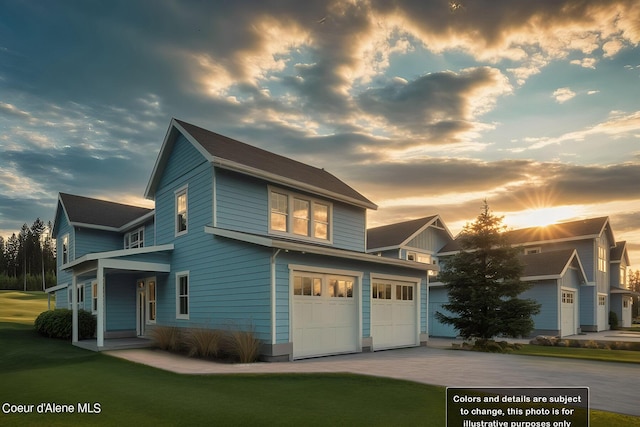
[[356, 67, 511, 143], [553, 87, 576, 103]]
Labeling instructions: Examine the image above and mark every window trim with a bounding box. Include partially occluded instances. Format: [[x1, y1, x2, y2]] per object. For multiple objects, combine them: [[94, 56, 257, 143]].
[[175, 186, 188, 237], [175, 271, 189, 320], [92, 281, 98, 314], [524, 247, 541, 255], [61, 234, 69, 265], [124, 227, 145, 249], [268, 187, 333, 243], [147, 279, 157, 324]]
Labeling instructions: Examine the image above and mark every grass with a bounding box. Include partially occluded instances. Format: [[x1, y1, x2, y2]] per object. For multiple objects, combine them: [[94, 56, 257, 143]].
[[0, 290, 52, 324], [1, 291, 638, 426], [513, 344, 640, 364]]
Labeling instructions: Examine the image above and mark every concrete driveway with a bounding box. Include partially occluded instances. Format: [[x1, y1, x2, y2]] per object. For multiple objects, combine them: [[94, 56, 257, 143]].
[[106, 344, 639, 417]]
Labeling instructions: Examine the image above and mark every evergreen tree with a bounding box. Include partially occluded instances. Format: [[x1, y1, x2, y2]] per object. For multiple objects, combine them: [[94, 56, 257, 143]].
[[436, 201, 540, 344]]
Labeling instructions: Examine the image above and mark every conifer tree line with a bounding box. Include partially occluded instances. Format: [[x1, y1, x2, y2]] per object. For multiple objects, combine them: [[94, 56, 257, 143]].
[[0, 218, 57, 291]]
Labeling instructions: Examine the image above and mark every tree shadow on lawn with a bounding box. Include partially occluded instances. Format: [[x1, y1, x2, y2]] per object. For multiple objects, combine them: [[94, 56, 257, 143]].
[[0, 322, 98, 374]]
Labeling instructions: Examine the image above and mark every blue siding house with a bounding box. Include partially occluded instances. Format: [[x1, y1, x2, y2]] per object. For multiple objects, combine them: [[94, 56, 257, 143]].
[[369, 215, 634, 338], [50, 119, 437, 360]]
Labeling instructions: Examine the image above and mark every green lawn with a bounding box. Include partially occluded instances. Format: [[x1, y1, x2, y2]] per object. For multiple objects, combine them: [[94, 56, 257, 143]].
[[513, 344, 640, 364], [0, 291, 53, 324], [1, 291, 639, 426]]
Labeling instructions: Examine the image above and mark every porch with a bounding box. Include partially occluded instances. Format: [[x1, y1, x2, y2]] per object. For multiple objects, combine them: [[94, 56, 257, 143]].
[[74, 336, 154, 352]]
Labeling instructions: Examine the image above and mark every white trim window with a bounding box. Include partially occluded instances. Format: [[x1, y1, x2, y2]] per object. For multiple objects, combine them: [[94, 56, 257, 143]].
[[407, 251, 431, 264], [524, 247, 541, 255], [92, 282, 98, 314], [269, 189, 331, 242], [70, 285, 84, 310], [175, 187, 188, 236], [61, 234, 69, 264], [598, 246, 607, 272], [124, 227, 144, 249], [176, 272, 189, 319], [147, 280, 156, 323]]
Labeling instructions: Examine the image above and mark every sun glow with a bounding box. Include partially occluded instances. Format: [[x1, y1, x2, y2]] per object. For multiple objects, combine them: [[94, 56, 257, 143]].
[[504, 206, 584, 229]]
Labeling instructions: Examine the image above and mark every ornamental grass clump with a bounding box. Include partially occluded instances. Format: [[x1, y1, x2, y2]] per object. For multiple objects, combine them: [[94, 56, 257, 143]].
[[150, 326, 182, 352], [184, 328, 222, 359], [223, 329, 261, 363]]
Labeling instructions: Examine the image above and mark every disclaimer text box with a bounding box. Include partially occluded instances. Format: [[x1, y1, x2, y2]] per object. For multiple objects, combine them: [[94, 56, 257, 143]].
[[446, 387, 589, 427]]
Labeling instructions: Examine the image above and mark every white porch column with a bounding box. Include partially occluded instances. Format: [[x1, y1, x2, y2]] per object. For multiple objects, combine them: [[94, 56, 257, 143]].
[[97, 262, 105, 348], [72, 274, 78, 343]]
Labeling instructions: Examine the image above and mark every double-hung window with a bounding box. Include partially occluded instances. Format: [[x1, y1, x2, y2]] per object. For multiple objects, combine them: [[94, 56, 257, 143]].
[[175, 187, 188, 236], [269, 189, 331, 242], [176, 272, 189, 319], [124, 227, 144, 249], [61, 234, 69, 264]]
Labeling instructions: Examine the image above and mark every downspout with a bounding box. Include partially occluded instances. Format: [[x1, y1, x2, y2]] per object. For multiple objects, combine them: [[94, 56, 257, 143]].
[[271, 248, 282, 345]]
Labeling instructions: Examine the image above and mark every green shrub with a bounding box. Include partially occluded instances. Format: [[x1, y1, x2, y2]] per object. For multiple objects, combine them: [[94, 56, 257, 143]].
[[34, 309, 96, 339], [184, 328, 222, 359], [150, 326, 182, 352]]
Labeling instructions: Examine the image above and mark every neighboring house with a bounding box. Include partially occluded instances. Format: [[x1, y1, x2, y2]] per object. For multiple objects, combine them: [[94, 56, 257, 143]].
[[372, 216, 634, 338], [610, 241, 636, 327], [49, 118, 437, 360]]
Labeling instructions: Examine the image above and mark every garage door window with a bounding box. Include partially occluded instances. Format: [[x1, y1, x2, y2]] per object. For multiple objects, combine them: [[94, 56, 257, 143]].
[[562, 292, 573, 304], [372, 283, 392, 299], [330, 279, 353, 298], [294, 276, 322, 296], [396, 284, 414, 301]]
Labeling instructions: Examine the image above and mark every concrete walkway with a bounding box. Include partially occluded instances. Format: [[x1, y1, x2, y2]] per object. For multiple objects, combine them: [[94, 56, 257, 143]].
[[105, 334, 640, 417]]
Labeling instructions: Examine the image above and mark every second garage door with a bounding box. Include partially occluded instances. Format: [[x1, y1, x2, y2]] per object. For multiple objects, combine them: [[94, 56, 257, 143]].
[[371, 279, 418, 350]]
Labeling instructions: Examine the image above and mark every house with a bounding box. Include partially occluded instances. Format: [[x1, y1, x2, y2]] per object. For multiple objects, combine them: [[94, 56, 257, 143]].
[[49, 118, 438, 360], [370, 216, 634, 338], [610, 241, 635, 327]]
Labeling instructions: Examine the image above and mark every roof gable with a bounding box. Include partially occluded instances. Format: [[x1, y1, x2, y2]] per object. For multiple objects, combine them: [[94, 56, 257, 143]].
[[520, 248, 587, 282], [610, 241, 630, 265], [56, 193, 153, 232], [367, 215, 453, 251], [145, 119, 376, 209]]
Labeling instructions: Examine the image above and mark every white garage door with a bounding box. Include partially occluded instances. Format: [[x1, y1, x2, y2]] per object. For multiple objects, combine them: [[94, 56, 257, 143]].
[[597, 294, 607, 331], [560, 290, 576, 337], [371, 280, 418, 350], [292, 273, 358, 359]]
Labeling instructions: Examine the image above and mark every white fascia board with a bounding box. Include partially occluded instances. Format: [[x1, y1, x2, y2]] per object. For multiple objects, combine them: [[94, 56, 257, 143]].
[[212, 157, 378, 210], [62, 244, 174, 270], [522, 275, 560, 281], [44, 283, 69, 294], [119, 210, 155, 232], [206, 226, 438, 272], [366, 245, 401, 253]]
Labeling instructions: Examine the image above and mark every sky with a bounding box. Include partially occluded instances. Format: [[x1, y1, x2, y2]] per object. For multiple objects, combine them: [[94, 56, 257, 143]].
[[1, 0, 639, 266]]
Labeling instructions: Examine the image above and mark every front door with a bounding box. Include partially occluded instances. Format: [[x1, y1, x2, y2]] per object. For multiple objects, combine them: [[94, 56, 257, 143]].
[[136, 277, 157, 337]]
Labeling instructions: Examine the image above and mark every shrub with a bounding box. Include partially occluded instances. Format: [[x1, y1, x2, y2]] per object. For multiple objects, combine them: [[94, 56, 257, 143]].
[[150, 326, 182, 352], [184, 328, 222, 359], [223, 329, 261, 363], [609, 311, 619, 330], [34, 309, 96, 339]]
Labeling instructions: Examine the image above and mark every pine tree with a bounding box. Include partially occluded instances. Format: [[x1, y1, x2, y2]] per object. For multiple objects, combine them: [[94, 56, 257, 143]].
[[435, 201, 540, 345]]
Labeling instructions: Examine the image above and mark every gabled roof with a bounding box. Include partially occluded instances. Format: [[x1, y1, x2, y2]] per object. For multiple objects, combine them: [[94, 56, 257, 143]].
[[145, 119, 377, 210], [439, 216, 614, 255], [53, 193, 153, 236], [610, 241, 630, 265], [366, 215, 452, 251], [506, 217, 613, 246], [519, 249, 587, 282]]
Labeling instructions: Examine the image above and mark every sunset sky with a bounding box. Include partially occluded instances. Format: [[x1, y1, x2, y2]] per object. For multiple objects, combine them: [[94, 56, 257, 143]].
[[1, 1, 639, 265]]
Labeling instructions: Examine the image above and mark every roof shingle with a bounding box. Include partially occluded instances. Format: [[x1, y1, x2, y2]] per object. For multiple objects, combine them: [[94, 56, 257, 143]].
[[59, 193, 152, 229]]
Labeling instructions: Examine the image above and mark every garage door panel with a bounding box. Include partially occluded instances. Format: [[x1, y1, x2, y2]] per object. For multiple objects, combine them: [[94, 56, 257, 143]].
[[371, 281, 418, 350], [561, 290, 576, 337], [293, 273, 358, 359]]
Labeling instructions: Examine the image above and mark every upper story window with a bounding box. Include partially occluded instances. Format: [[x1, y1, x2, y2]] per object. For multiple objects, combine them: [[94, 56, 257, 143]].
[[124, 227, 144, 249], [61, 234, 69, 264], [524, 247, 541, 255], [620, 267, 627, 287], [269, 189, 331, 242], [175, 187, 188, 236], [598, 246, 607, 272], [407, 251, 432, 264]]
